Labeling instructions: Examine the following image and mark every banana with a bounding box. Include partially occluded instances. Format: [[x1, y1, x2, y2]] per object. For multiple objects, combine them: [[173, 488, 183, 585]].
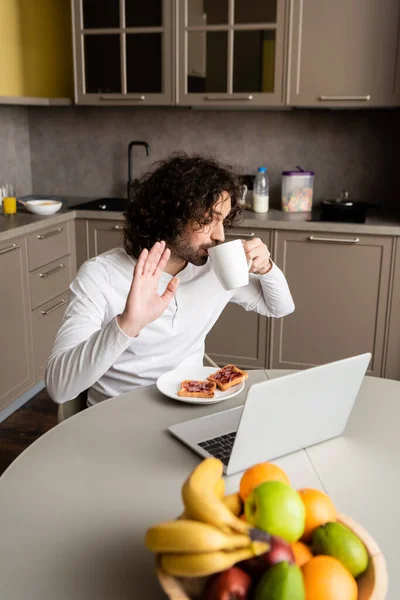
[[181, 458, 249, 534], [178, 477, 225, 520], [223, 492, 243, 517], [160, 541, 269, 577], [145, 519, 251, 553]]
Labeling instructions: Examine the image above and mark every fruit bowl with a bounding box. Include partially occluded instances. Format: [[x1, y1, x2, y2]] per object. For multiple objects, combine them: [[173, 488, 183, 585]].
[[155, 514, 388, 600]]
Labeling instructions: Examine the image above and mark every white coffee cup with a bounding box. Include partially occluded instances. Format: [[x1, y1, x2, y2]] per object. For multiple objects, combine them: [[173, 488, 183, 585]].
[[208, 239, 252, 291]]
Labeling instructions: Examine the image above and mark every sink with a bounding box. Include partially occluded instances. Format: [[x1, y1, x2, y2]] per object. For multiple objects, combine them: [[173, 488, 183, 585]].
[[72, 197, 129, 212]]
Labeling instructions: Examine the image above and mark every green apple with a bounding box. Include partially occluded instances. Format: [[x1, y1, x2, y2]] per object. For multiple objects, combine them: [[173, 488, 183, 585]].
[[245, 481, 305, 543]]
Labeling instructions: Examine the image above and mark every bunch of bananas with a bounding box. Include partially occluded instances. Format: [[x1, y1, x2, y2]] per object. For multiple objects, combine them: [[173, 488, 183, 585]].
[[144, 457, 270, 577]]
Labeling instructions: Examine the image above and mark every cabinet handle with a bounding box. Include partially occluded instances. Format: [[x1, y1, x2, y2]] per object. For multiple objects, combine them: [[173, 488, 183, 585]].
[[225, 231, 255, 238], [37, 228, 63, 240], [308, 236, 360, 244], [112, 225, 124, 230], [99, 95, 145, 101], [319, 95, 371, 102], [205, 95, 253, 101], [0, 243, 19, 255], [41, 298, 66, 316], [39, 263, 66, 278]]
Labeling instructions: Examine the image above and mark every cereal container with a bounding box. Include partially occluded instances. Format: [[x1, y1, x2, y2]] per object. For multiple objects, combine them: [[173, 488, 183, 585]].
[[281, 169, 315, 212]]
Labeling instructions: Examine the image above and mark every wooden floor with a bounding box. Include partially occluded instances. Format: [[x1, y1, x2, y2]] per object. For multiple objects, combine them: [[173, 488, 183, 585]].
[[0, 389, 57, 477]]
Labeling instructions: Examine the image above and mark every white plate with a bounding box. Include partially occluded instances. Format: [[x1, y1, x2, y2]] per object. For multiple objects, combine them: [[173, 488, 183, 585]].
[[156, 366, 245, 405]]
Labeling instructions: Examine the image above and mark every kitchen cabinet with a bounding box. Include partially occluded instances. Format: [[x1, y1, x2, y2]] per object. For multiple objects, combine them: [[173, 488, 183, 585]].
[[31, 292, 69, 381], [75, 219, 124, 267], [288, 0, 400, 107], [87, 220, 124, 259], [384, 237, 400, 380], [0, 219, 76, 414], [270, 230, 393, 376], [27, 221, 76, 382], [0, 237, 35, 410], [177, 0, 289, 107], [205, 228, 271, 368], [71, 0, 174, 105]]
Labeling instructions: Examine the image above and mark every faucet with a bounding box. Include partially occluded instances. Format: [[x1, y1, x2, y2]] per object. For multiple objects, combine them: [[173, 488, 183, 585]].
[[128, 141, 150, 200]]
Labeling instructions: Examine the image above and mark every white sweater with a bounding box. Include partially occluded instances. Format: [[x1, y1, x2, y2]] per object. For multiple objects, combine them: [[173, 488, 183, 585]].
[[45, 247, 294, 405]]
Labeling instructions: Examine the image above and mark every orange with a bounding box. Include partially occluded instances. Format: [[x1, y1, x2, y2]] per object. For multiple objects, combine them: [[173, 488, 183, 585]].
[[302, 555, 357, 600], [298, 488, 337, 542], [292, 541, 313, 567], [239, 462, 290, 502]]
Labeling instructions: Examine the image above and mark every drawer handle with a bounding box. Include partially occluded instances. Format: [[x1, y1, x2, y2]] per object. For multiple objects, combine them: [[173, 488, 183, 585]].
[[0, 243, 19, 255], [99, 94, 145, 101], [308, 236, 360, 244], [39, 263, 66, 278], [319, 95, 371, 101], [225, 232, 255, 238], [41, 298, 66, 316], [205, 95, 253, 101], [112, 225, 124, 230], [37, 228, 63, 240]]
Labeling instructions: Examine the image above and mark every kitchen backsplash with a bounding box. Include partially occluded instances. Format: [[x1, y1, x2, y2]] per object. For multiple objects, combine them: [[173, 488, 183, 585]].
[[0, 106, 32, 197], [1, 105, 399, 208]]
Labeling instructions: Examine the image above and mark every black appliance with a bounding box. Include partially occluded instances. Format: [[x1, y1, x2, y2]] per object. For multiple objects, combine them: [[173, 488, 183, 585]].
[[310, 190, 379, 224], [72, 197, 128, 212]]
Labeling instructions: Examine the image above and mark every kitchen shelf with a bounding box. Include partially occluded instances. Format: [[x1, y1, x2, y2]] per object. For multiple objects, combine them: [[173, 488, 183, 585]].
[[0, 96, 72, 106]]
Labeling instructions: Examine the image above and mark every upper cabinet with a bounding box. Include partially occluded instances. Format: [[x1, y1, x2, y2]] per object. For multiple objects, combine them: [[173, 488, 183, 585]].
[[72, 0, 174, 105], [288, 0, 400, 108], [70, 0, 400, 108], [177, 0, 289, 107]]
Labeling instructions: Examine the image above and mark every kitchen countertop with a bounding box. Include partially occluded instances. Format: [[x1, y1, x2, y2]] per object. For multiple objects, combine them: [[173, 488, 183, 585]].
[[1, 196, 400, 243]]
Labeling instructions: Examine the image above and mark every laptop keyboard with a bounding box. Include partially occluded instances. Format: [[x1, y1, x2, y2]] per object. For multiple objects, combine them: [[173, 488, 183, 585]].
[[198, 432, 237, 465]]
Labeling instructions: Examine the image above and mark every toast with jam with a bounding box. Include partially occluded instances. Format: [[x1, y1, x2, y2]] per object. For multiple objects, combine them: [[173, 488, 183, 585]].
[[207, 364, 248, 391], [178, 380, 217, 398]]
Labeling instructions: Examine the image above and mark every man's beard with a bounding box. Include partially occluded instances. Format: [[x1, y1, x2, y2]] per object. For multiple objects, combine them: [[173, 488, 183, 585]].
[[169, 235, 219, 266]]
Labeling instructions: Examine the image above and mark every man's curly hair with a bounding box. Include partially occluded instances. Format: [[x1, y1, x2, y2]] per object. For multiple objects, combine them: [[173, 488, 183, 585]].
[[124, 153, 243, 258]]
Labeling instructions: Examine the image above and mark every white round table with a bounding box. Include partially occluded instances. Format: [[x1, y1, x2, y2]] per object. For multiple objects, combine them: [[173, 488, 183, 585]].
[[0, 370, 398, 599]]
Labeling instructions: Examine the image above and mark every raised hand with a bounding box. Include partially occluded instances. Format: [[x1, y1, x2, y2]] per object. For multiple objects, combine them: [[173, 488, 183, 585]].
[[117, 241, 179, 337]]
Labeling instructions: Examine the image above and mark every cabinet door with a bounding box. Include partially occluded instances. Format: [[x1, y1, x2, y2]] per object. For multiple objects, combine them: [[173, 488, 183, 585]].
[[289, 0, 400, 107], [31, 292, 69, 381], [75, 219, 89, 269], [178, 0, 288, 107], [0, 238, 34, 410], [384, 237, 400, 380], [72, 0, 173, 105], [205, 228, 271, 369], [87, 220, 124, 257], [270, 231, 392, 376]]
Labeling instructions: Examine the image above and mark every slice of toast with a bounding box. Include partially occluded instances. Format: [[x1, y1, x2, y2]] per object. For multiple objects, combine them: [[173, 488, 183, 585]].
[[177, 380, 217, 398], [208, 364, 249, 391]]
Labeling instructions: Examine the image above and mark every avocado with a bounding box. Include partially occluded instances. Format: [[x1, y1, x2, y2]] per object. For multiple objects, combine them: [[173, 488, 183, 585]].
[[312, 521, 369, 577], [255, 561, 305, 600]]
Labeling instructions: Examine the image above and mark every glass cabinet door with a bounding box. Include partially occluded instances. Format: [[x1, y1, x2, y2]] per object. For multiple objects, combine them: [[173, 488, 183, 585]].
[[73, 0, 173, 105], [178, 0, 286, 106]]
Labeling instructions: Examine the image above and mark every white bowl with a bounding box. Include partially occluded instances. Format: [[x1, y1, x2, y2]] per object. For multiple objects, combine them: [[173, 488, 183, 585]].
[[23, 200, 63, 215]]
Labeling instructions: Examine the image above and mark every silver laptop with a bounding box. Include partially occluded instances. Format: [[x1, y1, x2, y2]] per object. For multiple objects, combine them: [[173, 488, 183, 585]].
[[168, 353, 371, 475]]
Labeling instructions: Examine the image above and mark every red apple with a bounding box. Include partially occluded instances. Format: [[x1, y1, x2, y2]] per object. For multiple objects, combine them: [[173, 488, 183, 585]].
[[202, 567, 252, 600]]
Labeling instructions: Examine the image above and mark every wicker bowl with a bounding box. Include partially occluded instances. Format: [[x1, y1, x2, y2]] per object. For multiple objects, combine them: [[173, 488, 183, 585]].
[[156, 513, 388, 600]]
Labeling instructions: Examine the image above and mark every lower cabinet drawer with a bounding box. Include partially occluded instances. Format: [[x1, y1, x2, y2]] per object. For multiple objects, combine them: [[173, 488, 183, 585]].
[[28, 222, 70, 272], [29, 255, 73, 310], [32, 291, 69, 381]]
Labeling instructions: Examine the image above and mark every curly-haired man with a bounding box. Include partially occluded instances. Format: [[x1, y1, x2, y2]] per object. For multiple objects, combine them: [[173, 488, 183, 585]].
[[46, 155, 294, 406]]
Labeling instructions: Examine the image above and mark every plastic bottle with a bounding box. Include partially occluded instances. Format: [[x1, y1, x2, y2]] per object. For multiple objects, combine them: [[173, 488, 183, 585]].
[[253, 167, 269, 213]]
